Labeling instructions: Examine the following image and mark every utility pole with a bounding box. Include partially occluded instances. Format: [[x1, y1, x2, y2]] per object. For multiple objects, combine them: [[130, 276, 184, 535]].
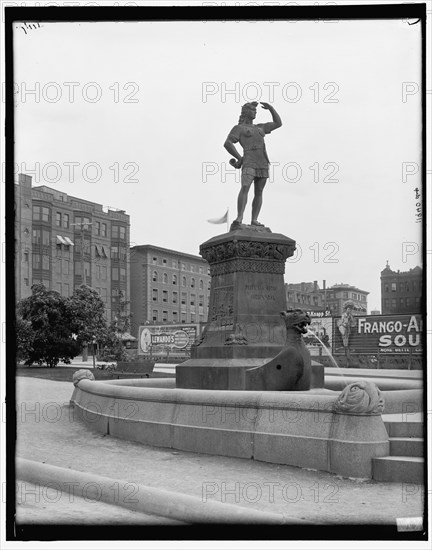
[[70, 220, 93, 361], [70, 221, 93, 285]]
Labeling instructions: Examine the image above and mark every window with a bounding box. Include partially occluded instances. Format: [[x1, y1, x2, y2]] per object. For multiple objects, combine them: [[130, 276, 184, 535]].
[[181, 263, 186, 271], [190, 294, 195, 306], [42, 255, 49, 270], [112, 267, 119, 281], [191, 278, 195, 288], [163, 273, 168, 284], [182, 276, 186, 287], [191, 265, 195, 273], [101, 223, 107, 237], [55, 213, 61, 227], [199, 295, 204, 307], [391, 283, 397, 292], [163, 258, 167, 265], [32, 205, 50, 222], [24, 251, 29, 262], [173, 311, 178, 321], [172, 274, 177, 285], [405, 282, 410, 292], [391, 298, 396, 308], [152, 289, 158, 302], [342, 292, 348, 299], [56, 259, 62, 274], [162, 290, 168, 302], [63, 283, 70, 297], [75, 263, 82, 275], [384, 284, 389, 293], [152, 271, 158, 282], [399, 298, 404, 306], [111, 246, 119, 260], [32, 254, 41, 269], [208, 281, 211, 291], [181, 312, 186, 324], [162, 310, 168, 322], [95, 221, 100, 236], [100, 288, 107, 302], [405, 298, 410, 307], [55, 282, 62, 294], [199, 267, 203, 274], [100, 266, 107, 280], [199, 279, 204, 290], [172, 291, 178, 304], [112, 225, 125, 239], [181, 292, 187, 305], [152, 256, 158, 264], [153, 310, 158, 321], [24, 278, 29, 287], [384, 299, 389, 308], [172, 260, 178, 269], [63, 214, 69, 229], [120, 268, 126, 282]]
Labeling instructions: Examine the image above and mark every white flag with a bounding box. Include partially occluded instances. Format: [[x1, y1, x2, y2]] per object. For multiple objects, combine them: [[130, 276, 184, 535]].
[[207, 210, 228, 224]]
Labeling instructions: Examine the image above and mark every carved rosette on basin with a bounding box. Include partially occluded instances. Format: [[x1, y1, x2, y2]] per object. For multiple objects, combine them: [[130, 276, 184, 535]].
[[72, 369, 95, 387], [334, 380, 385, 415]]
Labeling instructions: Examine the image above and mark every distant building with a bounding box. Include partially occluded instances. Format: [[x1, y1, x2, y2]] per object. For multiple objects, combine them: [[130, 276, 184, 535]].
[[370, 310, 381, 316], [380, 262, 422, 314], [15, 173, 130, 321], [321, 283, 369, 316], [129, 244, 211, 335], [285, 281, 328, 314]]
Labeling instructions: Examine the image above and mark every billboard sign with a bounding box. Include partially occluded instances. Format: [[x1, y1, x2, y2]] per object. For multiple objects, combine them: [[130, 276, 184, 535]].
[[138, 324, 198, 355], [303, 314, 333, 355], [332, 314, 423, 355]]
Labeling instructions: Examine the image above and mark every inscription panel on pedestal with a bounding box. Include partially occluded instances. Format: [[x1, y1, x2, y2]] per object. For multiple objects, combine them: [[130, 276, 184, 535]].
[[208, 285, 234, 331]]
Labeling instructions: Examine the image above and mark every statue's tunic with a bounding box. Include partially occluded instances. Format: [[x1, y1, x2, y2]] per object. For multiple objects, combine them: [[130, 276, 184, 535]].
[[227, 123, 274, 179]]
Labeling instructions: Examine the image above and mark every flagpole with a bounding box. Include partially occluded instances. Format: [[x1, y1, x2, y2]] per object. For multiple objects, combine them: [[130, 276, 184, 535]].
[[226, 207, 229, 233]]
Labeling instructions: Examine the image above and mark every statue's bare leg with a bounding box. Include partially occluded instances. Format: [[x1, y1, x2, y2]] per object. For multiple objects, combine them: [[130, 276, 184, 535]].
[[234, 172, 254, 224], [251, 177, 267, 225]]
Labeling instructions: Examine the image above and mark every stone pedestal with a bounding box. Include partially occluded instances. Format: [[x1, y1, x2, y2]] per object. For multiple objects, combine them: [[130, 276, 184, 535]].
[[176, 225, 296, 390]]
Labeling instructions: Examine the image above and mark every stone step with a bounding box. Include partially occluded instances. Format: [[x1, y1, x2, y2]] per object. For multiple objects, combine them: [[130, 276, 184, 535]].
[[384, 420, 423, 438], [372, 456, 424, 483], [389, 437, 423, 457]]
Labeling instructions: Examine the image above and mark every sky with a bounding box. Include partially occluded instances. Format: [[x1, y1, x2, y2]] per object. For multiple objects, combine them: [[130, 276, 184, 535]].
[[11, 10, 423, 312]]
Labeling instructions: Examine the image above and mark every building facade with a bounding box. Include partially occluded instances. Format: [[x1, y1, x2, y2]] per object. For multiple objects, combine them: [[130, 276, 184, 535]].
[[285, 281, 328, 314], [380, 262, 422, 314], [129, 245, 211, 334], [15, 173, 130, 321], [320, 283, 369, 316]]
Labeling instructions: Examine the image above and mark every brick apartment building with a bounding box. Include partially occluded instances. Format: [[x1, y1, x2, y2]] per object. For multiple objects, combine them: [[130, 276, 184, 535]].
[[15, 173, 130, 320]]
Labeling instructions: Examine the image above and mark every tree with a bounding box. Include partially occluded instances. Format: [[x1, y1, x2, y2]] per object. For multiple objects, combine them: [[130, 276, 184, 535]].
[[17, 283, 81, 367], [98, 290, 132, 362], [67, 285, 108, 361]]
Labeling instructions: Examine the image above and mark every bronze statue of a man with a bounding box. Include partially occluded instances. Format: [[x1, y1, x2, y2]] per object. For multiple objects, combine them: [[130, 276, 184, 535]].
[[224, 101, 282, 230]]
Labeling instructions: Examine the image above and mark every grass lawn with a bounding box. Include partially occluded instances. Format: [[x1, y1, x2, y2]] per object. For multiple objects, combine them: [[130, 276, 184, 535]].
[[16, 365, 175, 383]]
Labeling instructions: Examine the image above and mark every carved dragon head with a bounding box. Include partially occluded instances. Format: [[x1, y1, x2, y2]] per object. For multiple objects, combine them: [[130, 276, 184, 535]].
[[280, 309, 311, 334]]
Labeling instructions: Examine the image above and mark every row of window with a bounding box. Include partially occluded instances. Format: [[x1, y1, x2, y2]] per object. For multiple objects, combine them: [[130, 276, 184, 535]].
[[384, 281, 420, 293], [384, 297, 421, 308], [37, 208, 127, 240], [152, 271, 208, 289], [152, 289, 205, 307], [152, 309, 206, 323], [151, 256, 209, 274]]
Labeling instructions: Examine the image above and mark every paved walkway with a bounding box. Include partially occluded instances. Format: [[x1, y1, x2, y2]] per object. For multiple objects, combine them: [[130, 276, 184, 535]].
[[15, 377, 425, 527]]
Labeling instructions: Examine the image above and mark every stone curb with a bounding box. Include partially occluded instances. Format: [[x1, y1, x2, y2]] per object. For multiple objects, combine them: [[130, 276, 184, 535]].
[[16, 458, 312, 525]]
